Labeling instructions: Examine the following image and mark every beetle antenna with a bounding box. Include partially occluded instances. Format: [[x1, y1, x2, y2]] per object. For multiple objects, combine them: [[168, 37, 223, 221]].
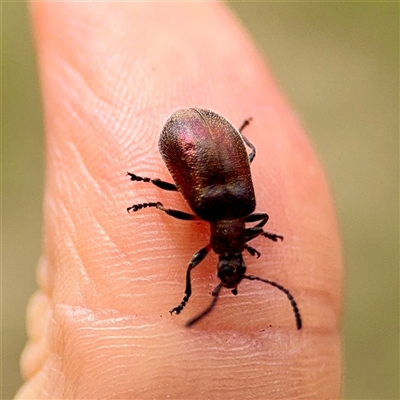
[[244, 275, 302, 330], [185, 283, 223, 327]]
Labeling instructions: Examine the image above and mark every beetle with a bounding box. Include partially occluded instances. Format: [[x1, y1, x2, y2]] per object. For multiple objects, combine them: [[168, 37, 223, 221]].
[[127, 108, 302, 329]]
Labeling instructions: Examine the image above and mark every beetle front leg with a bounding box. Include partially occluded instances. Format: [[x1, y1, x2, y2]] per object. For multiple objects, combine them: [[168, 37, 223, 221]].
[[170, 244, 212, 315]]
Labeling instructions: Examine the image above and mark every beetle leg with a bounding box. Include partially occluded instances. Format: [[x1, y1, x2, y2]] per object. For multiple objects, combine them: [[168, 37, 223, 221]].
[[127, 202, 159, 213], [245, 227, 283, 243], [245, 212, 269, 227], [127, 172, 177, 191], [127, 201, 199, 221], [245, 227, 263, 242], [261, 231, 284, 242], [238, 119, 255, 163], [238, 117, 253, 133], [245, 244, 261, 258], [237, 118, 256, 163], [246, 213, 283, 242], [170, 244, 212, 316], [242, 135, 256, 163], [156, 202, 200, 220]]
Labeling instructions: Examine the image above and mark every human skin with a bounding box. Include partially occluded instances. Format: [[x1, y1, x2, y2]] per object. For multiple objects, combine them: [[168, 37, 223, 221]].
[[16, 2, 342, 399]]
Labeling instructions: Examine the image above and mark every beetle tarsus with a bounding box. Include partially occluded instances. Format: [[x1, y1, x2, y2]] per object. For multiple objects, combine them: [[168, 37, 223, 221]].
[[127, 202, 158, 213], [245, 245, 261, 258], [127, 172, 150, 183], [262, 232, 284, 242], [169, 296, 188, 315], [238, 117, 253, 133]]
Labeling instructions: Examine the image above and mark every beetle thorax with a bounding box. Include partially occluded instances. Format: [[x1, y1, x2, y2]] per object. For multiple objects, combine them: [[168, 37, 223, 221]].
[[209, 219, 246, 255]]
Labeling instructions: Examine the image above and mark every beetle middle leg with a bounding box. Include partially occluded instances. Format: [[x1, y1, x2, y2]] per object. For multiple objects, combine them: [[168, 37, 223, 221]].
[[127, 172, 177, 191], [170, 244, 212, 315]]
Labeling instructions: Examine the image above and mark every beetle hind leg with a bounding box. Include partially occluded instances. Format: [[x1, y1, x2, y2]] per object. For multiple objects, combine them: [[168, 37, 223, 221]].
[[237, 118, 256, 163], [127, 202, 158, 213], [127, 172, 177, 191], [127, 201, 199, 221], [238, 117, 253, 133]]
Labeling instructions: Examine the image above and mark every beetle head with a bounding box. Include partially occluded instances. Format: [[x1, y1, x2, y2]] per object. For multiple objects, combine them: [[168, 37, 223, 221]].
[[217, 254, 246, 288]]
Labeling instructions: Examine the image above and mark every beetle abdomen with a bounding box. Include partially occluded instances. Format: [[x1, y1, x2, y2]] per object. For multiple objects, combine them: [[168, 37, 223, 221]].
[[158, 108, 255, 221]]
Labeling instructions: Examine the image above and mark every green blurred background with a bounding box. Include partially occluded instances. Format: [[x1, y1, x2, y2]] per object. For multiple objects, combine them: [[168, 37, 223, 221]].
[[2, 2, 398, 399]]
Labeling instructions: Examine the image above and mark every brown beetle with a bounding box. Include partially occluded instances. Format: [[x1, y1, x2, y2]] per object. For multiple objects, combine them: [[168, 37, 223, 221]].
[[127, 108, 301, 329]]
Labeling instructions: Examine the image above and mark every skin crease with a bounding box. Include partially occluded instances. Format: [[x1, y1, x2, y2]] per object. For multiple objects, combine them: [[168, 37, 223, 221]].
[[17, 2, 342, 400]]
